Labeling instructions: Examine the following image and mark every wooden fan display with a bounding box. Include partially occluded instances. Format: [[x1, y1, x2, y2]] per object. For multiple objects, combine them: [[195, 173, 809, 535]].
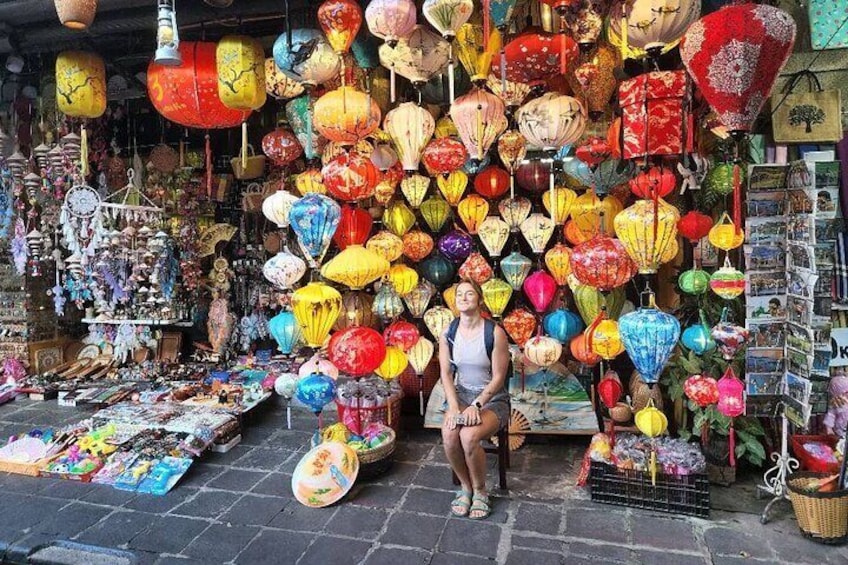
[[490, 408, 531, 451]]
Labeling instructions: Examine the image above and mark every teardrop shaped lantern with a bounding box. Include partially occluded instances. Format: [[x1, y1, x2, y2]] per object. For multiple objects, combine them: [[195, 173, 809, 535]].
[[711, 307, 750, 361], [523, 270, 558, 313], [408, 336, 434, 373], [455, 22, 502, 84], [619, 290, 681, 386], [424, 305, 456, 339], [545, 243, 572, 286], [335, 290, 378, 331], [262, 190, 300, 229], [525, 335, 563, 368], [457, 194, 490, 234], [613, 198, 680, 274], [520, 213, 555, 255], [269, 310, 302, 355], [292, 282, 343, 348], [501, 250, 533, 290], [499, 196, 532, 231], [486, 73, 531, 109], [681, 312, 716, 356], [376, 345, 409, 380], [289, 194, 342, 266], [570, 334, 601, 366], [503, 307, 536, 346], [420, 195, 452, 232], [423, 0, 474, 40], [481, 278, 513, 318], [497, 130, 527, 198], [542, 187, 577, 225], [366, 230, 404, 262], [318, 0, 362, 55], [570, 190, 622, 234], [403, 280, 436, 318], [314, 87, 381, 144], [320, 245, 390, 290], [437, 170, 469, 206], [630, 166, 677, 200], [571, 280, 625, 325], [571, 234, 637, 291], [478, 216, 510, 258], [450, 87, 508, 161], [384, 102, 436, 171]]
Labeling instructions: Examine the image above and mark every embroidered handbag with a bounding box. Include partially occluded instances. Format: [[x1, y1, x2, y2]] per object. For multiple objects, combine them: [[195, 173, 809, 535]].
[[771, 70, 843, 143]]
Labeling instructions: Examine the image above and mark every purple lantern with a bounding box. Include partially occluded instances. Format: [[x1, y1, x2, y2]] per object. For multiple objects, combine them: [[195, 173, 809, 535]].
[[438, 229, 474, 263]]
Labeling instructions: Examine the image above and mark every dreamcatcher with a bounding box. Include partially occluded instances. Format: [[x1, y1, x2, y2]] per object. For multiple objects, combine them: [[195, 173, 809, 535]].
[[60, 177, 104, 259]]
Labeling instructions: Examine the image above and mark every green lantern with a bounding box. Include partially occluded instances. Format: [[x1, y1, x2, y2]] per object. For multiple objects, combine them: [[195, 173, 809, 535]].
[[571, 280, 625, 326], [702, 162, 743, 196], [678, 268, 711, 295]]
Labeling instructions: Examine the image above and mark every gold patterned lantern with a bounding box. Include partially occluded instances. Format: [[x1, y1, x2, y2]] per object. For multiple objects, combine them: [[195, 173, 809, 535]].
[[402, 230, 434, 262], [292, 282, 343, 347], [335, 290, 378, 330], [498, 130, 527, 198], [545, 243, 572, 286], [542, 187, 577, 225], [383, 200, 416, 237], [499, 196, 532, 231], [457, 194, 489, 234], [376, 345, 408, 380], [56, 51, 106, 118], [571, 190, 622, 233], [520, 213, 555, 255], [420, 195, 452, 232], [524, 336, 563, 368], [55, 0, 97, 30], [388, 263, 419, 295], [314, 87, 381, 143], [570, 45, 619, 121], [424, 305, 456, 339], [437, 170, 468, 206], [265, 58, 305, 100], [708, 212, 744, 251], [366, 230, 404, 262], [296, 168, 326, 196], [401, 174, 430, 208], [613, 198, 680, 274], [320, 245, 390, 290], [588, 318, 624, 360], [216, 36, 266, 110], [403, 280, 436, 317], [478, 216, 510, 258], [481, 278, 513, 318]]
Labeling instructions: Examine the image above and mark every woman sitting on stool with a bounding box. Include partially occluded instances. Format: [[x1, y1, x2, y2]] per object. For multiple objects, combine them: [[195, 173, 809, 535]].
[[439, 278, 510, 519]]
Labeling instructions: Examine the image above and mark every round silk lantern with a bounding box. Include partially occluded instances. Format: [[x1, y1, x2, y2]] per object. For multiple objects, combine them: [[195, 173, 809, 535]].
[[273, 29, 341, 87], [481, 278, 513, 318], [376, 345, 409, 380], [630, 166, 676, 199], [710, 259, 746, 300], [516, 93, 586, 152], [681, 315, 716, 356], [520, 213, 555, 255], [500, 250, 532, 290], [292, 282, 343, 347], [634, 398, 668, 483], [388, 264, 419, 295], [400, 174, 430, 209], [269, 310, 302, 355], [609, 0, 700, 58], [422, 0, 473, 39], [543, 187, 577, 225], [216, 35, 266, 114], [570, 334, 601, 366], [384, 320, 420, 352], [450, 87, 508, 161], [523, 270, 558, 313], [329, 326, 387, 376], [421, 254, 456, 288], [365, 0, 417, 45], [478, 216, 510, 258], [702, 162, 738, 196], [516, 159, 551, 194], [335, 290, 378, 331], [366, 230, 404, 262], [424, 305, 456, 339], [148, 42, 250, 128], [459, 252, 494, 285], [318, 0, 362, 55], [321, 245, 389, 290], [334, 206, 373, 250], [587, 318, 625, 360], [299, 355, 341, 380], [263, 247, 307, 290], [262, 127, 303, 166], [378, 26, 451, 87], [494, 30, 577, 84], [383, 201, 416, 237], [323, 150, 379, 202], [289, 194, 341, 266], [314, 87, 381, 143], [422, 137, 468, 176], [684, 374, 720, 408], [614, 198, 680, 274], [503, 308, 536, 346], [402, 230, 434, 262], [678, 210, 713, 242], [598, 373, 623, 409], [265, 58, 305, 100], [680, 3, 795, 135], [572, 281, 625, 325], [384, 102, 435, 171], [56, 51, 107, 118], [373, 284, 405, 321], [457, 194, 489, 234], [403, 280, 436, 318], [262, 189, 300, 229], [571, 234, 637, 291], [711, 307, 750, 361], [499, 197, 532, 231], [679, 268, 711, 295], [437, 170, 468, 206], [295, 373, 337, 416], [525, 336, 563, 368], [545, 243, 572, 286], [438, 229, 474, 263], [544, 309, 583, 343], [474, 166, 510, 200], [618, 291, 681, 386], [708, 212, 745, 251]]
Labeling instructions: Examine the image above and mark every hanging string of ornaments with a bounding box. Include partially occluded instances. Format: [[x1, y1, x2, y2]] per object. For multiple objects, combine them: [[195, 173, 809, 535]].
[[34, 0, 798, 431]]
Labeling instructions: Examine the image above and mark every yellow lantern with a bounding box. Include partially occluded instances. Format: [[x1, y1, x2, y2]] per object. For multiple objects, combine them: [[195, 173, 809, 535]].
[[481, 278, 513, 318], [216, 36, 266, 110], [291, 282, 342, 347], [388, 263, 419, 295], [524, 336, 563, 368], [424, 305, 456, 339], [335, 290, 378, 331], [499, 197, 532, 232], [320, 245, 390, 290], [635, 398, 668, 485], [545, 243, 572, 286], [314, 87, 381, 144], [366, 230, 404, 262], [401, 174, 430, 208], [295, 168, 326, 196], [383, 201, 416, 237], [571, 191, 622, 234], [588, 318, 624, 360], [403, 280, 436, 318], [457, 194, 489, 234], [455, 23, 502, 84], [478, 216, 510, 258], [420, 195, 452, 232], [265, 58, 305, 100], [520, 213, 555, 255], [542, 187, 577, 225], [613, 198, 680, 274], [435, 115, 459, 138], [408, 336, 435, 375], [708, 212, 744, 251], [661, 237, 679, 263], [443, 283, 459, 317], [375, 345, 409, 380], [56, 51, 106, 118], [374, 180, 396, 205], [437, 170, 468, 206]]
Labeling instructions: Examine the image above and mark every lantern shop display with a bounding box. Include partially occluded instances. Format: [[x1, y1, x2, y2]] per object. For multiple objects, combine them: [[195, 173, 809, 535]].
[[618, 71, 692, 160]]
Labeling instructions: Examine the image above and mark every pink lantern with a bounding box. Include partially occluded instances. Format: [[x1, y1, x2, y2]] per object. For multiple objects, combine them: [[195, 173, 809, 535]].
[[298, 355, 340, 380], [523, 270, 558, 313], [383, 320, 421, 352], [450, 88, 508, 161], [365, 0, 417, 45], [717, 366, 745, 466]]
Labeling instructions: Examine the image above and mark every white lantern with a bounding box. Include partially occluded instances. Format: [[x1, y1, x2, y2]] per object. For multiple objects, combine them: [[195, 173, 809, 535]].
[[515, 93, 586, 152], [262, 190, 300, 229], [478, 216, 510, 258], [383, 102, 435, 171], [520, 213, 555, 255], [524, 335, 562, 368], [263, 248, 307, 290]]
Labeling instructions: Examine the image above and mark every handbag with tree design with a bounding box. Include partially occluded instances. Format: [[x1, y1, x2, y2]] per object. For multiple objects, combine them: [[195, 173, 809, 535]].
[[771, 70, 842, 143]]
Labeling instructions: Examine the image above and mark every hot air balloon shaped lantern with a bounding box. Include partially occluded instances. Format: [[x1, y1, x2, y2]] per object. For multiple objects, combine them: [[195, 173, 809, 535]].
[[608, 0, 700, 60], [710, 257, 746, 300], [711, 307, 749, 361], [716, 366, 745, 466], [618, 288, 680, 388], [317, 0, 362, 84], [292, 282, 343, 349], [289, 194, 342, 268], [269, 310, 302, 356], [598, 370, 623, 444], [681, 310, 716, 356]]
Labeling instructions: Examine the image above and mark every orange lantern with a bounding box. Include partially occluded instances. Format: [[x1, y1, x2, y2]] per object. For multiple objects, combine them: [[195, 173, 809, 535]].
[[545, 243, 572, 286], [55, 0, 97, 30], [474, 166, 510, 199], [402, 230, 435, 262], [570, 334, 600, 366], [313, 87, 381, 143], [564, 219, 597, 246], [457, 194, 490, 234], [318, 0, 363, 55]]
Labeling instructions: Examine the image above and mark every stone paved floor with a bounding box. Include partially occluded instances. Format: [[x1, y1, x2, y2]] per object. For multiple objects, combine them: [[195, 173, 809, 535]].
[[0, 397, 844, 564]]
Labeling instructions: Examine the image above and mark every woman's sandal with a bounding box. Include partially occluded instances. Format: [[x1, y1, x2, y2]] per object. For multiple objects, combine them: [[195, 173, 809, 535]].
[[450, 490, 472, 517], [469, 493, 491, 520]]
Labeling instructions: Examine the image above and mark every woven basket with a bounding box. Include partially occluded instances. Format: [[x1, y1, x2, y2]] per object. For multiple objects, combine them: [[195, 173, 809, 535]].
[[787, 472, 848, 544], [231, 145, 266, 180], [356, 428, 396, 479]]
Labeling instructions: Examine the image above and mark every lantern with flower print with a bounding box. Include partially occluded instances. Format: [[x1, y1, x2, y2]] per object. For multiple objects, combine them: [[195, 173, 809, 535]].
[[503, 308, 536, 346], [374, 284, 406, 321], [423, 0, 473, 40], [262, 127, 303, 167], [273, 29, 341, 88], [263, 247, 307, 290], [216, 35, 266, 113], [384, 320, 420, 353], [422, 137, 468, 176], [379, 26, 451, 88], [402, 230, 434, 262], [613, 198, 680, 274], [365, 0, 417, 46], [711, 307, 749, 361], [459, 252, 494, 285], [265, 59, 305, 100], [499, 197, 532, 232], [542, 187, 577, 225], [497, 130, 527, 198], [424, 305, 456, 339], [313, 87, 381, 143], [57, 50, 107, 120], [486, 73, 531, 109], [525, 336, 563, 368], [571, 234, 637, 291], [366, 230, 404, 262], [384, 102, 435, 172], [322, 151, 379, 202], [318, 0, 362, 56], [571, 47, 618, 121], [438, 229, 474, 263], [289, 194, 341, 266], [329, 326, 387, 377], [516, 94, 586, 152], [545, 243, 572, 286], [478, 216, 510, 258], [684, 374, 720, 408], [570, 191, 622, 234], [286, 96, 326, 161], [494, 30, 577, 84], [450, 88, 508, 162], [570, 334, 601, 366]]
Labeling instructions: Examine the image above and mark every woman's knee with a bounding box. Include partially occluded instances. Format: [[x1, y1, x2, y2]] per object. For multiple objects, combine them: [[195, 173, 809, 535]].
[[442, 427, 461, 449], [459, 427, 481, 456]]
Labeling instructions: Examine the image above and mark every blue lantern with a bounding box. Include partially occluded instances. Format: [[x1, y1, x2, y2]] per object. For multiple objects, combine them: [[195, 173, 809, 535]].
[[561, 157, 593, 190], [268, 311, 301, 355], [420, 254, 456, 289], [501, 250, 532, 290], [289, 194, 341, 266], [544, 309, 584, 343], [488, 0, 518, 30], [681, 311, 716, 355], [463, 154, 490, 175], [295, 372, 337, 414], [618, 292, 680, 387], [351, 34, 380, 70], [273, 29, 339, 87], [592, 159, 635, 196], [554, 144, 573, 162]]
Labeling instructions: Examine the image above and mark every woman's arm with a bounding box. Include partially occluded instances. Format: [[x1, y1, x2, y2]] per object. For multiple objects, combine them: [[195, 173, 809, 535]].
[[473, 325, 510, 407], [439, 332, 461, 413]]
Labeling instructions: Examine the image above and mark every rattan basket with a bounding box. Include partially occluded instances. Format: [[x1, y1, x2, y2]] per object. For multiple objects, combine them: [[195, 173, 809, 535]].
[[787, 472, 848, 545], [356, 428, 396, 479]]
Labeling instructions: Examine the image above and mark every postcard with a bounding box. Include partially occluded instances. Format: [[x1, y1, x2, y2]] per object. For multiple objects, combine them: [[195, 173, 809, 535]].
[[746, 373, 785, 396], [746, 295, 787, 322], [812, 161, 840, 189], [747, 395, 782, 417], [746, 348, 785, 374], [746, 271, 787, 297], [746, 217, 787, 246], [747, 322, 786, 349], [787, 270, 818, 299], [747, 192, 787, 218], [744, 245, 785, 272], [749, 164, 789, 192]]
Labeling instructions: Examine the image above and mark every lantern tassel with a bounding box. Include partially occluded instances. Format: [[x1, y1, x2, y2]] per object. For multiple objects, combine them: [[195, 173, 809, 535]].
[[510, 174, 515, 200], [205, 134, 212, 198], [729, 423, 736, 467], [732, 161, 742, 235], [608, 419, 616, 448], [549, 159, 556, 222], [80, 124, 88, 177], [448, 48, 456, 103], [241, 122, 248, 169], [340, 56, 347, 88], [500, 47, 507, 95], [287, 403, 292, 430], [483, 0, 491, 52], [476, 104, 483, 160], [390, 66, 396, 104], [419, 385, 424, 416]]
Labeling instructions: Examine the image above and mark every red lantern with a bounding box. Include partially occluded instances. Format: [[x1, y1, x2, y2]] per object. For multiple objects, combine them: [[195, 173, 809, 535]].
[[493, 29, 577, 84], [318, 0, 362, 55], [383, 320, 420, 352], [381, 161, 404, 189], [570, 334, 600, 365], [678, 211, 714, 243], [684, 374, 719, 408], [402, 230, 435, 262], [523, 270, 558, 313], [503, 308, 536, 347], [334, 206, 373, 250], [571, 234, 637, 291], [474, 166, 510, 199], [422, 137, 468, 176], [598, 372, 623, 408], [607, 117, 622, 159], [262, 127, 303, 167], [323, 150, 379, 202], [147, 42, 250, 129], [575, 137, 612, 167], [629, 166, 676, 199], [328, 326, 387, 377], [458, 252, 494, 285], [515, 160, 550, 194]]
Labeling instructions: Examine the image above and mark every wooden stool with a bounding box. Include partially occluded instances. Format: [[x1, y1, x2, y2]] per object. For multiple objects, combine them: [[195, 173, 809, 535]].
[[451, 427, 510, 490]]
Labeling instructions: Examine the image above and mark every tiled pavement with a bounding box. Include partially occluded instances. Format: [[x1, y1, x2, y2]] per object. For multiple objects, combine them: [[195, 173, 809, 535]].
[[0, 397, 845, 564]]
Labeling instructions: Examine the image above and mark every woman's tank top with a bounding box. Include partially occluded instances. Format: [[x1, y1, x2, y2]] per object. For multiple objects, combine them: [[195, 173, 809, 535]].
[[451, 326, 491, 391]]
